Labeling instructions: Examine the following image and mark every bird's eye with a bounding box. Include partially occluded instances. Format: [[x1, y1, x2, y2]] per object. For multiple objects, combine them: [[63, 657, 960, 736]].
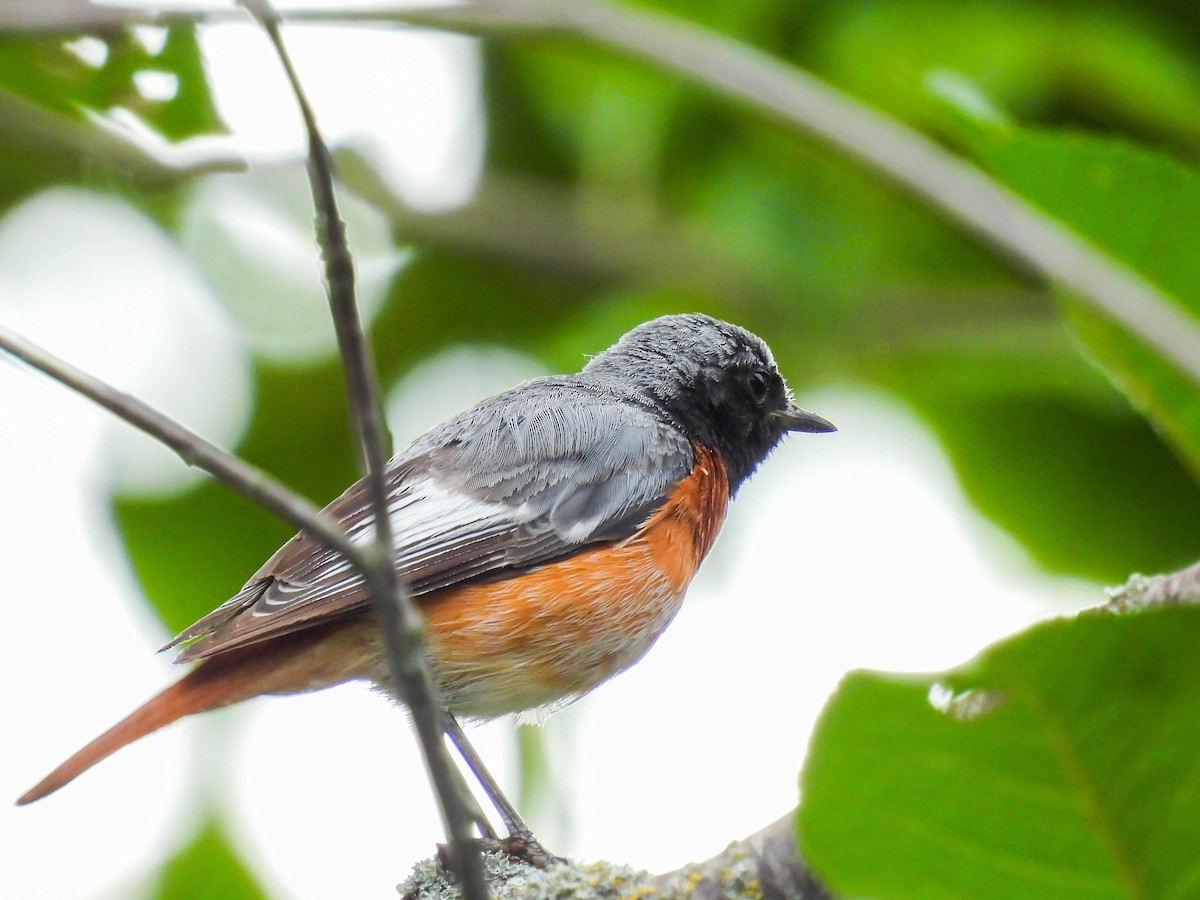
[[747, 369, 771, 404]]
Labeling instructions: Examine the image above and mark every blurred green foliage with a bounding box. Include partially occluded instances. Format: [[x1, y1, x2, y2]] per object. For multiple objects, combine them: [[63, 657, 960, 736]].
[[150, 818, 267, 900], [811, 0, 1200, 149], [0, 26, 221, 138], [5, 0, 1200, 896], [0, 23, 226, 202]]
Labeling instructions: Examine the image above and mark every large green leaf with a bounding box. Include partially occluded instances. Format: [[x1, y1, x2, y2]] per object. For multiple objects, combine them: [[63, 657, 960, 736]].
[[799, 606, 1200, 899], [905, 391, 1200, 583], [956, 124, 1200, 481], [811, 0, 1200, 149], [865, 299, 1200, 581]]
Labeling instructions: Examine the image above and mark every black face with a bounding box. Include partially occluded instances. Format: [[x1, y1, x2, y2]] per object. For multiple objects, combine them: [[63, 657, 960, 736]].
[[582, 313, 826, 493], [707, 359, 790, 424], [682, 354, 795, 491]]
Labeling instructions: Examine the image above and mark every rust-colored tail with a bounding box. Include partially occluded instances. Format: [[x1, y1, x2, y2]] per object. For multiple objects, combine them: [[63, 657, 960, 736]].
[[18, 655, 262, 805], [16, 627, 343, 806]]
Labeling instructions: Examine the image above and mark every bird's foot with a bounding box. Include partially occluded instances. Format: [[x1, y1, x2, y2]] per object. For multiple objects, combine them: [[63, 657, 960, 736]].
[[484, 830, 564, 869]]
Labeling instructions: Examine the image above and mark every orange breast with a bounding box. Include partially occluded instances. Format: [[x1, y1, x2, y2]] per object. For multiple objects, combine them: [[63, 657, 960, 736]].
[[417, 444, 730, 720]]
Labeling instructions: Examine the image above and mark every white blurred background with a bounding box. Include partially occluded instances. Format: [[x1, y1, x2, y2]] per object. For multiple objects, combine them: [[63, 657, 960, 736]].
[[0, 18, 1097, 900]]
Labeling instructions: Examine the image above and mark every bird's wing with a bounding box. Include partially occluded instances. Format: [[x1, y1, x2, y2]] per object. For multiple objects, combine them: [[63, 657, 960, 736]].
[[166, 383, 693, 663]]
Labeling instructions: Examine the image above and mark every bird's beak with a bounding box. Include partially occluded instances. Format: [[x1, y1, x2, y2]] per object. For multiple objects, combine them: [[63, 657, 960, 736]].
[[772, 402, 836, 433]]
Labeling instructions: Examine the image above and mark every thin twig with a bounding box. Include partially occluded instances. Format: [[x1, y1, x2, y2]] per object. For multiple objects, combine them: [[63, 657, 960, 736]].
[[8, 0, 1198, 385], [0, 322, 365, 568], [237, 2, 488, 895]]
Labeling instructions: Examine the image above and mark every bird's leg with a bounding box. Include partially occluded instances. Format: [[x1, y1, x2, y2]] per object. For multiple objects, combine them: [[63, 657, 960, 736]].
[[448, 747, 497, 841], [432, 720, 500, 877], [445, 713, 563, 868]]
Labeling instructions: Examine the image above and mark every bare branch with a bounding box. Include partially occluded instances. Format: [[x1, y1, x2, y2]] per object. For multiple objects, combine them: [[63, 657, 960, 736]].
[[0, 322, 366, 569], [237, 2, 488, 895], [0, 2, 215, 31]]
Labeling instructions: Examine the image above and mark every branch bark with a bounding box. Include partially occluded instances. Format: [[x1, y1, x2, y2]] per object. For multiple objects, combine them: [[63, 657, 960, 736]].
[[399, 812, 834, 899], [1105, 560, 1200, 612], [656, 813, 834, 900]]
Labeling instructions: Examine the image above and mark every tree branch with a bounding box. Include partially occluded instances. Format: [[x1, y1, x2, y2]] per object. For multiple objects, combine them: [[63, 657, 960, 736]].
[[0, 84, 243, 185], [1105, 560, 1200, 612], [656, 813, 835, 900], [238, 2, 487, 895], [399, 812, 834, 899]]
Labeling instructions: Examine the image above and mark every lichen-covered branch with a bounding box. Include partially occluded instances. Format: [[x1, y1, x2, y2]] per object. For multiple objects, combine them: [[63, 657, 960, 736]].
[[399, 813, 833, 899], [1105, 560, 1200, 613], [657, 813, 834, 900]]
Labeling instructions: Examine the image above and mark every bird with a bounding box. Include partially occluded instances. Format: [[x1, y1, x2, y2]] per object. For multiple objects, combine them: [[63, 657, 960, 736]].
[[18, 313, 834, 814]]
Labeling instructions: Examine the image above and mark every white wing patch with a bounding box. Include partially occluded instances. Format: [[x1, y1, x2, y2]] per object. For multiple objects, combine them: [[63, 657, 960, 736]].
[[343, 475, 538, 549], [253, 476, 528, 615]]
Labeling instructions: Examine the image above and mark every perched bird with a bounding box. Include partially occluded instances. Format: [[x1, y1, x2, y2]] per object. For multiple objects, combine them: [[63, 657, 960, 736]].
[[19, 313, 834, 808]]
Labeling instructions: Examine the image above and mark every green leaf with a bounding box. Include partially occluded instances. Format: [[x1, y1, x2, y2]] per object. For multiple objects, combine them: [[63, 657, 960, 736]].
[[508, 41, 681, 196], [866, 311, 1200, 582], [0, 27, 223, 140], [151, 818, 268, 900], [902, 390, 1200, 583], [0, 27, 226, 205], [799, 607, 1200, 900], [963, 126, 1200, 480], [812, 0, 1200, 149]]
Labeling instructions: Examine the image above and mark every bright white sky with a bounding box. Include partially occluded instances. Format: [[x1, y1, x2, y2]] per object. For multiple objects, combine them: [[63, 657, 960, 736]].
[[0, 19, 1098, 900]]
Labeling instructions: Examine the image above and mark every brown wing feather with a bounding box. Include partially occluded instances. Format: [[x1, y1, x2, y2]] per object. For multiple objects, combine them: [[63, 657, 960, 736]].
[[169, 476, 539, 663]]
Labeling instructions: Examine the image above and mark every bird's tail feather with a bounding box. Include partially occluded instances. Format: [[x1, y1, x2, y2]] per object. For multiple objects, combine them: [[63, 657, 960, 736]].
[[17, 637, 308, 806]]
